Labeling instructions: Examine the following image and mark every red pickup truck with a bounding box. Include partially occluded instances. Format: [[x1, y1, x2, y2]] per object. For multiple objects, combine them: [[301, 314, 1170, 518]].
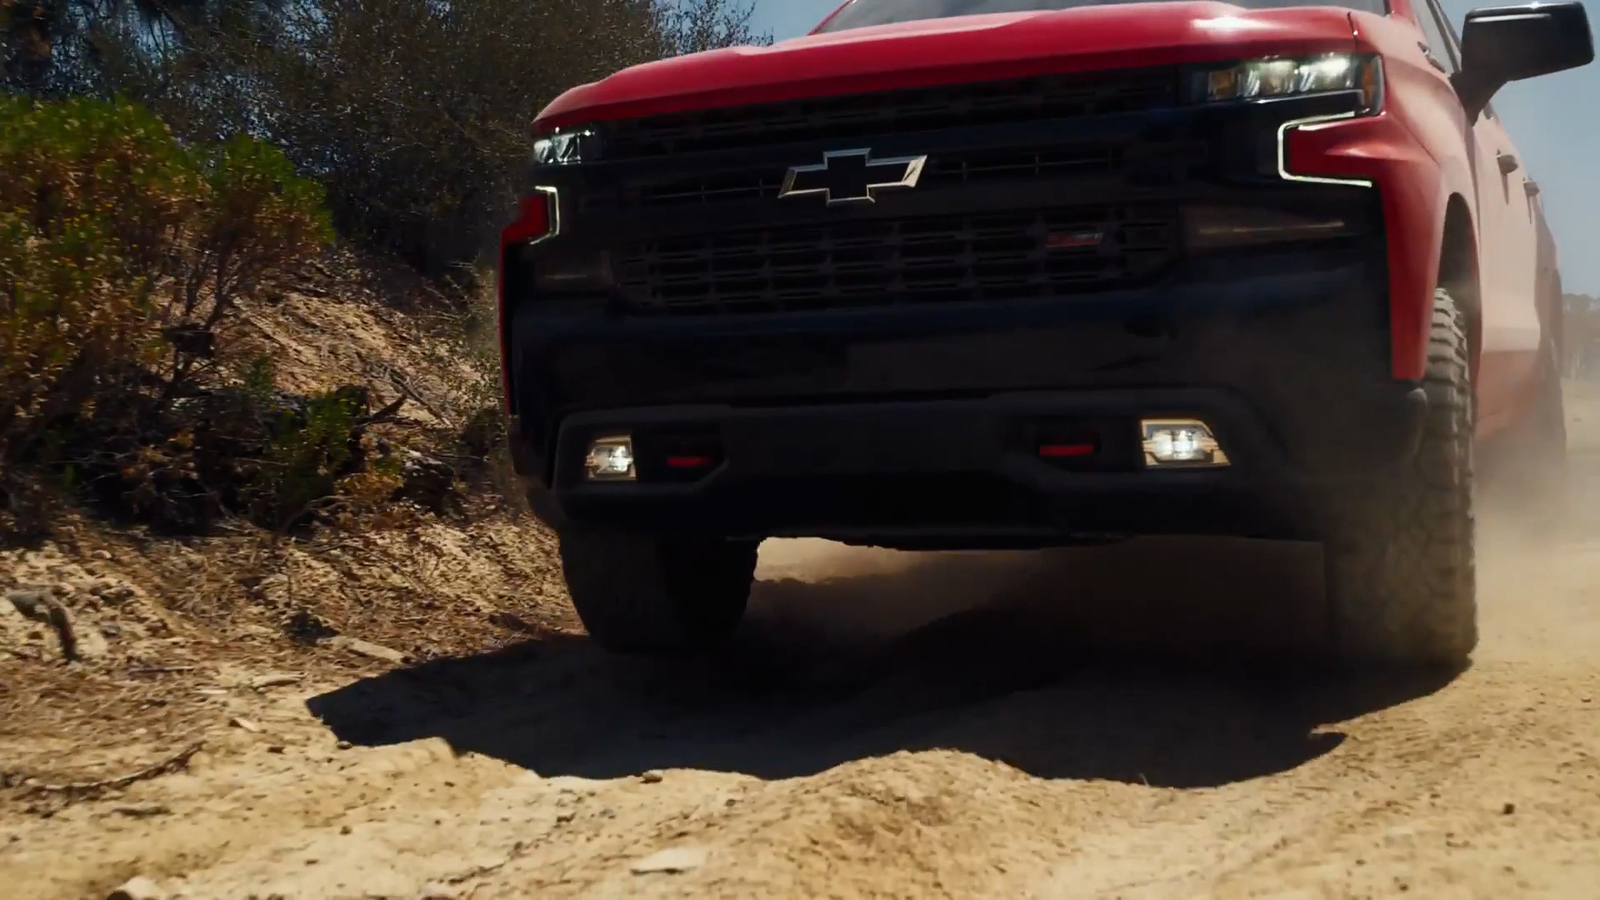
[[498, 0, 1594, 667]]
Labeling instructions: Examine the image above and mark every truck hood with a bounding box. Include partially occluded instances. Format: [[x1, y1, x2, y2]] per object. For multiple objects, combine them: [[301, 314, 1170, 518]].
[[536, 2, 1361, 131]]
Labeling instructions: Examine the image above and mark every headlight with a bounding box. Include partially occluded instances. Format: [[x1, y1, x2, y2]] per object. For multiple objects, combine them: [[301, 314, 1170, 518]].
[[1196, 54, 1383, 112], [533, 127, 599, 166]]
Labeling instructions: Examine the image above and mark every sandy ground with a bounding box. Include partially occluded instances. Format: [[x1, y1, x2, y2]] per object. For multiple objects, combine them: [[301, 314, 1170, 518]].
[[8, 387, 1600, 899]]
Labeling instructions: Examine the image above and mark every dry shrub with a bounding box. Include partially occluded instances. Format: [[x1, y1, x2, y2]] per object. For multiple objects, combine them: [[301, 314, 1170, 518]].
[[0, 95, 197, 443], [0, 94, 415, 537]]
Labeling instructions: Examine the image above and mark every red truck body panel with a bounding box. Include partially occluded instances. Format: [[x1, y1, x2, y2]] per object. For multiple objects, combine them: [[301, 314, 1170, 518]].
[[537, 5, 1363, 133], [507, 0, 1564, 443], [1341, 2, 1544, 434]]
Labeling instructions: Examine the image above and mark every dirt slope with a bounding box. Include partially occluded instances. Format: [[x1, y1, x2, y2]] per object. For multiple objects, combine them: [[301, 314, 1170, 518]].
[[7, 387, 1600, 899]]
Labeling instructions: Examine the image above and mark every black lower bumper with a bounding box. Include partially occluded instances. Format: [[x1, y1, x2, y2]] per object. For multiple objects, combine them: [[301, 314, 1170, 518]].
[[509, 239, 1417, 546], [517, 382, 1425, 547]]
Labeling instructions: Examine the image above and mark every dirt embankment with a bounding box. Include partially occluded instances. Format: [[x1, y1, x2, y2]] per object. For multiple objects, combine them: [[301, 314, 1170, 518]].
[[6, 285, 1600, 899]]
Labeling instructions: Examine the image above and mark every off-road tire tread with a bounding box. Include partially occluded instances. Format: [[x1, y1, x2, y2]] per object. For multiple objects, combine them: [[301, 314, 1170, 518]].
[[559, 528, 758, 655], [1324, 288, 1477, 667]]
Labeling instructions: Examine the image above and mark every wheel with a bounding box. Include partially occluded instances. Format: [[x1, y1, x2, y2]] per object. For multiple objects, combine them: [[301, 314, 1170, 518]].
[[558, 526, 758, 655], [1322, 287, 1477, 668]]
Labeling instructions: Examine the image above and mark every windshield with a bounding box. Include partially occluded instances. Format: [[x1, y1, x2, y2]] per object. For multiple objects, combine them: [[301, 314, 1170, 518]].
[[817, 0, 1387, 32]]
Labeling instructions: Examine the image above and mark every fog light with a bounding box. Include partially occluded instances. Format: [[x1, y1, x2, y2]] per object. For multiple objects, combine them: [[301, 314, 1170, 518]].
[[584, 435, 635, 481], [1141, 418, 1229, 468]]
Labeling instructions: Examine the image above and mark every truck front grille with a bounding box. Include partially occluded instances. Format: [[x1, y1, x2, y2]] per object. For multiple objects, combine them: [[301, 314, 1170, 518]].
[[616, 205, 1180, 316], [610, 141, 1204, 212], [599, 67, 1180, 160]]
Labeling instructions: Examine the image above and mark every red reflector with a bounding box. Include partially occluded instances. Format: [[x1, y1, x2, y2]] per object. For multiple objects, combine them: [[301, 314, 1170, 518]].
[[1046, 230, 1104, 250], [666, 455, 714, 469], [1038, 443, 1096, 458]]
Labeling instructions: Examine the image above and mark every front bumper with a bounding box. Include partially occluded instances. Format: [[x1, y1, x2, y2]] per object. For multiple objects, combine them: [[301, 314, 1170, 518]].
[[518, 380, 1424, 547], [509, 242, 1423, 546]]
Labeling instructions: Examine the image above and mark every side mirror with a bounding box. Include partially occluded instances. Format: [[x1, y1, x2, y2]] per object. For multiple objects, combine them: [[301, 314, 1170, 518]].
[[1453, 1, 1595, 122]]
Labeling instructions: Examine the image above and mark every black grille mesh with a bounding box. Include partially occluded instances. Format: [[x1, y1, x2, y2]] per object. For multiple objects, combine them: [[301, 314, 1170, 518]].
[[599, 68, 1180, 159], [617, 205, 1180, 315]]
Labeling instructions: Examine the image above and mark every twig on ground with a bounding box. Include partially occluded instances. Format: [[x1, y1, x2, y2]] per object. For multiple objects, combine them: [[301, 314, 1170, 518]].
[[240, 314, 294, 349], [20, 742, 205, 801], [9, 592, 79, 662], [126, 665, 198, 676], [357, 395, 407, 427], [385, 368, 455, 429], [444, 840, 529, 887]]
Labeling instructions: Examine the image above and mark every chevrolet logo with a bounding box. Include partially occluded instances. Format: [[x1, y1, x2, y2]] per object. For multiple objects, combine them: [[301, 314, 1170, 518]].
[[778, 149, 927, 205]]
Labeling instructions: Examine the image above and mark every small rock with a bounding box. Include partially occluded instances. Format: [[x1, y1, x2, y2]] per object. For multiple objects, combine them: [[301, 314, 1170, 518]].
[[336, 740, 353, 750], [629, 846, 708, 875], [395, 450, 461, 515], [112, 802, 172, 818], [639, 770, 664, 784], [230, 717, 262, 733], [340, 824, 352, 835], [283, 609, 338, 643], [1503, 802, 1516, 815], [106, 875, 165, 900], [91, 550, 113, 561], [250, 673, 304, 690], [331, 636, 408, 664], [418, 884, 456, 900], [267, 744, 287, 754]]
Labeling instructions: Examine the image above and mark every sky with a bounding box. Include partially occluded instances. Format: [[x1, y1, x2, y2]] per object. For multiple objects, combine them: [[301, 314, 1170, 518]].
[[748, 0, 1600, 295]]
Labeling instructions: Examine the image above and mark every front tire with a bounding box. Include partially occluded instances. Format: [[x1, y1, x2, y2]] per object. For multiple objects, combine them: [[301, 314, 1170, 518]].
[[559, 527, 758, 655], [1322, 288, 1477, 668]]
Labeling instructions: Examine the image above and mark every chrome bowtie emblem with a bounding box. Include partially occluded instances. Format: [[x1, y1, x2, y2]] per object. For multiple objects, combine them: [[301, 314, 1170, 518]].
[[778, 149, 928, 205]]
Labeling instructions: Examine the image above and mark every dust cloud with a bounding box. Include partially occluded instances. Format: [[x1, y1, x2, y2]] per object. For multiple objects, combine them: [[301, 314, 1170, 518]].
[[747, 381, 1600, 673]]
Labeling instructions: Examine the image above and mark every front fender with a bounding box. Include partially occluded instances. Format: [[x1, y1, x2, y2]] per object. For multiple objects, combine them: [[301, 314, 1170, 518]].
[[1281, 11, 1487, 381], [1285, 109, 1461, 381]]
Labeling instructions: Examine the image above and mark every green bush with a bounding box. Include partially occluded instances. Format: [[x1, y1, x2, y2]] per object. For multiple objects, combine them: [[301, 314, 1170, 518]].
[[0, 95, 341, 536], [249, 387, 404, 531], [0, 95, 197, 440]]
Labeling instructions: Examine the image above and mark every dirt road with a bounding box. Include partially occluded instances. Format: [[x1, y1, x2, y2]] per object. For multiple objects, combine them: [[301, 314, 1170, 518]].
[[9, 389, 1600, 899]]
